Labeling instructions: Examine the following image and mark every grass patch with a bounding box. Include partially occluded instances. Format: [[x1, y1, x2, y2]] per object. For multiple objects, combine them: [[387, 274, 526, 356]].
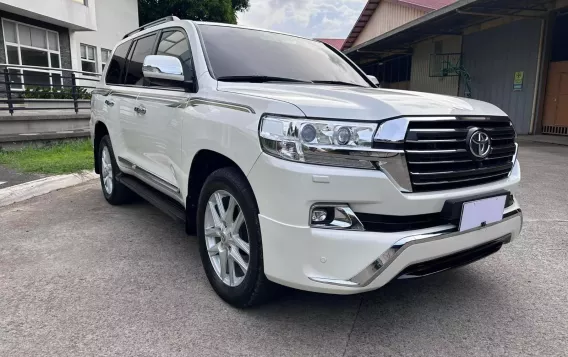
[[0, 139, 93, 175]]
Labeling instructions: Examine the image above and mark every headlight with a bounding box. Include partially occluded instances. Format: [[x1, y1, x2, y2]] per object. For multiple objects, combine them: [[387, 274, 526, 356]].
[[259, 114, 378, 169]]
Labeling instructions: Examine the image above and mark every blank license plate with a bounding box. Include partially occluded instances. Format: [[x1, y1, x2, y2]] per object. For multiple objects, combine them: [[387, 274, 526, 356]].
[[459, 196, 506, 232]]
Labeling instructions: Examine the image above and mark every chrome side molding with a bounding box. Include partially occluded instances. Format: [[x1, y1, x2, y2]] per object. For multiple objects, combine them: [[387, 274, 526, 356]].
[[117, 157, 180, 195], [189, 98, 256, 114]]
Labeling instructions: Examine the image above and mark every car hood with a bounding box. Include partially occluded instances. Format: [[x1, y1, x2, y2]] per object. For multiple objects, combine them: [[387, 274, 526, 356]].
[[217, 82, 507, 120]]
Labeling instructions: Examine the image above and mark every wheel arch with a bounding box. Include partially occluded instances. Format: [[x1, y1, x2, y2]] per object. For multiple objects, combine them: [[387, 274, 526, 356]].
[[93, 121, 109, 174], [186, 149, 259, 231]]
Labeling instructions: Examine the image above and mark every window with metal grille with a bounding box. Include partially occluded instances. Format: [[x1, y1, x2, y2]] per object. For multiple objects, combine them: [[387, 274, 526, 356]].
[[429, 53, 462, 77], [2, 19, 62, 90]]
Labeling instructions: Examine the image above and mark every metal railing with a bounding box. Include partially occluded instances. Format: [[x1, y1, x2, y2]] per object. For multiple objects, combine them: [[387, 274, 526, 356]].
[[0, 64, 101, 115]]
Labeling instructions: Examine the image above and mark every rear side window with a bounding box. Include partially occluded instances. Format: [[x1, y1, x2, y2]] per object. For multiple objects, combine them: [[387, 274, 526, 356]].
[[105, 41, 131, 84], [124, 33, 157, 86], [156, 30, 193, 83]]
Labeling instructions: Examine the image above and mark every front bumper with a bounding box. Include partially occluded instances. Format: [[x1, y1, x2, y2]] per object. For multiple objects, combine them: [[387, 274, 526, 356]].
[[247, 153, 522, 294]]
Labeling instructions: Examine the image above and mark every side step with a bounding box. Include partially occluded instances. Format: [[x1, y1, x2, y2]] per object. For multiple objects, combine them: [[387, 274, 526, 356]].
[[116, 174, 186, 224]]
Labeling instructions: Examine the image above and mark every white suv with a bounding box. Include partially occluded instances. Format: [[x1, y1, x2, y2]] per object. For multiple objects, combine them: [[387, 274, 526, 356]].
[[90, 17, 523, 307]]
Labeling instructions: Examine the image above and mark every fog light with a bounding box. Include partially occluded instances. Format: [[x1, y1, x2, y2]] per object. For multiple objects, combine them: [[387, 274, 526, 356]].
[[311, 208, 328, 222], [310, 204, 364, 231]]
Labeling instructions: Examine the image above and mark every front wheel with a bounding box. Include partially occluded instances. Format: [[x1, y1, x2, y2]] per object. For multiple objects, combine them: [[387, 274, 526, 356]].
[[197, 167, 276, 308]]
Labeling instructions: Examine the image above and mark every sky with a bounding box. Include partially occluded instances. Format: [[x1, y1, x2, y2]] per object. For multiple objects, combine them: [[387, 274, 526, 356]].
[[237, 0, 367, 39]]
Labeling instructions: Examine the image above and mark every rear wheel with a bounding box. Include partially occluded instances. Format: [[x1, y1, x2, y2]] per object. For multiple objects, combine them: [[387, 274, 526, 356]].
[[197, 167, 276, 307], [98, 135, 133, 205]]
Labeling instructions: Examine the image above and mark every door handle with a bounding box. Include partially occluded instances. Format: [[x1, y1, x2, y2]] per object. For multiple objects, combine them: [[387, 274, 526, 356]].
[[134, 105, 146, 115], [105, 99, 115, 106]]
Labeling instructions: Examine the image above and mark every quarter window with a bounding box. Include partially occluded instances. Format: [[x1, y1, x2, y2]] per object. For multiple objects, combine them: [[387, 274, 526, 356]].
[[80, 43, 97, 74], [124, 33, 157, 86], [105, 41, 131, 84], [2, 19, 62, 90]]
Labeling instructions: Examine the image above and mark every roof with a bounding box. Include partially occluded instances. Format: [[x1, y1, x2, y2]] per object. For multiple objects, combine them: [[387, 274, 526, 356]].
[[341, 0, 457, 51], [401, 0, 456, 10], [314, 38, 345, 50], [343, 0, 550, 63]]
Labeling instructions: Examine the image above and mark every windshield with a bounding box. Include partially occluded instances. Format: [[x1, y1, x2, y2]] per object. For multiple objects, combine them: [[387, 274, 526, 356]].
[[197, 24, 370, 87]]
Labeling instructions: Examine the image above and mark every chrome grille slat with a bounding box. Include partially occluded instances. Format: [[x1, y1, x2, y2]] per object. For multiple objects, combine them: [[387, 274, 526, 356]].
[[408, 128, 469, 132], [404, 118, 516, 192], [412, 172, 510, 186], [410, 163, 513, 178], [406, 138, 466, 143], [406, 149, 467, 154], [408, 154, 515, 165]]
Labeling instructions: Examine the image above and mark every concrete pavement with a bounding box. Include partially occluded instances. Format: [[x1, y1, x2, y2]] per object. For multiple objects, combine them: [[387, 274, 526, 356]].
[[1, 142, 567, 356]]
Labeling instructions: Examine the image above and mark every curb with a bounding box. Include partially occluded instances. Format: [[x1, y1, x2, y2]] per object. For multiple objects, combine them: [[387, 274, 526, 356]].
[[0, 171, 98, 208]]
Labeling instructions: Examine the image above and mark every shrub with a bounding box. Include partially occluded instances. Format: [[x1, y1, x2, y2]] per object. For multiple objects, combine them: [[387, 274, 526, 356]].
[[22, 86, 91, 100]]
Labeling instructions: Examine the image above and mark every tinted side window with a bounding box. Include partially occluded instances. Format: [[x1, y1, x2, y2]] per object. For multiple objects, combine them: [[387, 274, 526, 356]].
[[124, 33, 157, 86], [105, 41, 131, 84], [154, 30, 193, 85]]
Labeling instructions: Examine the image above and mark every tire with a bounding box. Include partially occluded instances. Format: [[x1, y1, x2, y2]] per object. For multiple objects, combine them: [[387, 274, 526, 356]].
[[197, 167, 276, 308], [98, 135, 133, 205]]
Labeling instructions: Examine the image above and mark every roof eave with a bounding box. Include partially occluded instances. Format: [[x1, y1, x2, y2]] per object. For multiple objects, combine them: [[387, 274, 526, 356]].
[[343, 0, 478, 54]]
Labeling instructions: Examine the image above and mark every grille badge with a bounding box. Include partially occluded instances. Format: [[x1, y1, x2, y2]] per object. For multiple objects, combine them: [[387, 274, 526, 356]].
[[467, 128, 491, 160]]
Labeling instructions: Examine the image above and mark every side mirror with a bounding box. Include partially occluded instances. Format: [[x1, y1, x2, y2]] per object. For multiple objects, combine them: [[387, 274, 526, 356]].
[[143, 55, 184, 82], [366, 75, 379, 86]]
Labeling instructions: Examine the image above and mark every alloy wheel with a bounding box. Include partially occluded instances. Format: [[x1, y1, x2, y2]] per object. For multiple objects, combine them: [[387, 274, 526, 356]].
[[101, 146, 114, 195], [204, 190, 250, 287]]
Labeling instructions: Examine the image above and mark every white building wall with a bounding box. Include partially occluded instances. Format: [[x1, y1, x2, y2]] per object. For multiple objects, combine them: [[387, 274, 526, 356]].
[[70, 0, 138, 74], [0, 0, 96, 30], [409, 35, 462, 96]]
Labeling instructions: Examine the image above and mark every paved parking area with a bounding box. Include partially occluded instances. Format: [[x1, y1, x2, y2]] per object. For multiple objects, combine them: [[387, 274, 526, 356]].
[[1, 142, 567, 357], [0, 165, 44, 188]]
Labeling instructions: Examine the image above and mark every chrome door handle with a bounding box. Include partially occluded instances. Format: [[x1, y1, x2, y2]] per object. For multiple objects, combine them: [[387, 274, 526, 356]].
[[105, 99, 115, 106], [134, 105, 146, 115]]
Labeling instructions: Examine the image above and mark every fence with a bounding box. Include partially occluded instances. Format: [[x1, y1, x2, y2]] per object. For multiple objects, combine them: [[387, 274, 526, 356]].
[[0, 64, 101, 115]]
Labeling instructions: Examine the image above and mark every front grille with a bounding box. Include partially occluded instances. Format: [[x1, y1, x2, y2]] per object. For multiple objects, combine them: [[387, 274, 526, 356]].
[[405, 117, 516, 192]]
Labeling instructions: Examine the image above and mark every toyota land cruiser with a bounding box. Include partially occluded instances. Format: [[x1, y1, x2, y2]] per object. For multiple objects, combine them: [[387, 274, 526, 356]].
[[90, 17, 523, 308]]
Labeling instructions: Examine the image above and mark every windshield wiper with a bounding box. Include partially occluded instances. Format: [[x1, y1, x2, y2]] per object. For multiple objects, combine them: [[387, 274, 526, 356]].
[[217, 75, 312, 83], [311, 80, 365, 87]]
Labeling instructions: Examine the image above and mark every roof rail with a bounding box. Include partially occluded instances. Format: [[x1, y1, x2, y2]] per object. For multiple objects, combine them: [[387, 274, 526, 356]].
[[123, 16, 180, 39]]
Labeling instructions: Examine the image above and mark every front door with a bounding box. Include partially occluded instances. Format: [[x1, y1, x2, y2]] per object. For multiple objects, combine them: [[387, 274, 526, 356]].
[[135, 88, 188, 194], [543, 61, 568, 135], [133, 28, 198, 195], [118, 32, 159, 173]]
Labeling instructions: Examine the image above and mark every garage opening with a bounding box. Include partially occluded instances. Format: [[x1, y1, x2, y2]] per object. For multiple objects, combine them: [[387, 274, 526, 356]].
[[542, 12, 568, 136], [360, 54, 412, 90]]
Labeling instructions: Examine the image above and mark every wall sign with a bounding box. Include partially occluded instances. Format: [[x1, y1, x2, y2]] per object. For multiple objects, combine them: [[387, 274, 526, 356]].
[[514, 71, 524, 91]]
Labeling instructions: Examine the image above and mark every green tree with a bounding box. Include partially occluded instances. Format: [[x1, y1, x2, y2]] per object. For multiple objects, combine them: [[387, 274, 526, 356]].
[[138, 0, 250, 25]]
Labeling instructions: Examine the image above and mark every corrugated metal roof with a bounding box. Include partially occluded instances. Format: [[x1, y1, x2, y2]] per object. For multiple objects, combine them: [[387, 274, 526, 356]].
[[401, 0, 456, 10], [314, 38, 346, 50], [341, 0, 457, 51], [343, 0, 549, 62]]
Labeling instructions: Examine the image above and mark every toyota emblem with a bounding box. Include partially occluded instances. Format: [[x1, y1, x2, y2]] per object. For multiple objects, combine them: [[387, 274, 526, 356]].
[[468, 129, 491, 159]]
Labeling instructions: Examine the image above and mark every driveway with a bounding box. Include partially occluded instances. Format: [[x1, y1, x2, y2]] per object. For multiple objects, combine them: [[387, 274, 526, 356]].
[[1, 142, 567, 357]]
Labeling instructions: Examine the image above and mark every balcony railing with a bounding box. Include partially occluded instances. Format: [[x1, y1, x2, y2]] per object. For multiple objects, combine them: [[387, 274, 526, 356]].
[[0, 64, 101, 115]]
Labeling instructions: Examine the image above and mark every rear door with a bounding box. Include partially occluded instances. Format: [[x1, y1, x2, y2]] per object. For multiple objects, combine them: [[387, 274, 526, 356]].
[[101, 40, 133, 163]]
